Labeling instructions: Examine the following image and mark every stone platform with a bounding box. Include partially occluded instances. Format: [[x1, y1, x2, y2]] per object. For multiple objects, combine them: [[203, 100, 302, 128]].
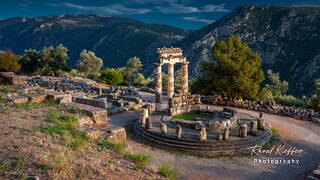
[[134, 109, 271, 156]]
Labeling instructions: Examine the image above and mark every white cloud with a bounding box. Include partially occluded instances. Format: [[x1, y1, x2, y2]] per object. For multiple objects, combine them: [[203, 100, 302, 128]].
[[200, 4, 229, 13], [157, 3, 198, 13], [157, 3, 229, 14], [61, 3, 152, 15], [182, 16, 214, 24]]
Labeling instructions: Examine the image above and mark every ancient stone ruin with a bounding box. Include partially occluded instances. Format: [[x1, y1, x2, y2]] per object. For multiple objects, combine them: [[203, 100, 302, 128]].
[[155, 48, 189, 111], [0, 74, 152, 144], [134, 47, 272, 156]]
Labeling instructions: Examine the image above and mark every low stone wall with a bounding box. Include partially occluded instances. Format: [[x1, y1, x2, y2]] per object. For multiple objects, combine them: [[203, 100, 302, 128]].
[[74, 97, 108, 108], [201, 95, 320, 123], [168, 94, 201, 116]]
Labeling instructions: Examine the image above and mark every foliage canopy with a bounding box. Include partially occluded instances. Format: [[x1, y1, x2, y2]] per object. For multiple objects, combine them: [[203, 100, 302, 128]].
[[192, 35, 264, 99]]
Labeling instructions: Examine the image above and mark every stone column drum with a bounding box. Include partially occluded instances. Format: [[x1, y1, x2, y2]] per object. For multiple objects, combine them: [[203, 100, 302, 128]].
[[223, 128, 229, 140], [176, 125, 182, 139], [160, 123, 168, 135], [250, 121, 258, 135], [146, 117, 153, 129], [167, 63, 174, 98], [182, 62, 189, 94], [155, 63, 163, 111], [258, 118, 266, 130], [239, 124, 248, 138], [199, 127, 207, 141]]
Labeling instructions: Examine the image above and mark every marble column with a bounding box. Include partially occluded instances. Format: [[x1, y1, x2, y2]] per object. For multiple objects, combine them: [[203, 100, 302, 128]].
[[167, 63, 174, 98], [155, 63, 162, 111], [182, 62, 189, 94]]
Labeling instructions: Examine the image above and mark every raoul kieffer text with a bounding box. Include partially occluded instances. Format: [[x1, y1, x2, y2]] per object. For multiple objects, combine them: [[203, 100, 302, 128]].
[[248, 145, 304, 156]]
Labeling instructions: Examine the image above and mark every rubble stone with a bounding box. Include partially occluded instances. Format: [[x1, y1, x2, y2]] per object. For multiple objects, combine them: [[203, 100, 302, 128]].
[[7, 96, 28, 104]]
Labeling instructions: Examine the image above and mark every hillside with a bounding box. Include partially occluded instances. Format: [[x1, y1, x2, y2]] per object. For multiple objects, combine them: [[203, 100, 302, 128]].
[[0, 14, 189, 75], [1, 6, 320, 96], [179, 6, 320, 96]]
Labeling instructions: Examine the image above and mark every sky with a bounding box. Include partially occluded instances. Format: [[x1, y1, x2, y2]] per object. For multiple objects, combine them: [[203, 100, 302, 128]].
[[1, 0, 320, 30]]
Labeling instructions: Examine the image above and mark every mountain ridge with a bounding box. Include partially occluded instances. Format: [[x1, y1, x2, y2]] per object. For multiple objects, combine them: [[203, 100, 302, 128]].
[[1, 6, 320, 96]]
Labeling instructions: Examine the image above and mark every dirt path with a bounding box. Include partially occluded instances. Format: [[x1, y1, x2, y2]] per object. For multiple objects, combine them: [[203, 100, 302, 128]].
[[108, 93, 320, 180]]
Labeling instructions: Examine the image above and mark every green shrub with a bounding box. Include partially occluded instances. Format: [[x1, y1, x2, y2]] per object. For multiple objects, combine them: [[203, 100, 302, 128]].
[[274, 95, 309, 108], [99, 68, 124, 85], [0, 51, 21, 72], [158, 163, 179, 180]]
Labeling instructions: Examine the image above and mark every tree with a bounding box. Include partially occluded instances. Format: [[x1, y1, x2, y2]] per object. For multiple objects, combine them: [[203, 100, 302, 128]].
[[99, 69, 124, 85], [131, 73, 146, 86], [310, 79, 320, 110], [194, 35, 264, 99], [77, 50, 103, 77], [20, 49, 42, 73], [125, 57, 143, 83], [0, 51, 21, 72], [265, 69, 289, 96], [20, 45, 69, 75]]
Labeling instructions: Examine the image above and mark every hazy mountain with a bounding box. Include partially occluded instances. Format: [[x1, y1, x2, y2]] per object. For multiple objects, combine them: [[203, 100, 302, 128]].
[[0, 14, 189, 74], [1, 6, 320, 96], [179, 6, 320, 96]]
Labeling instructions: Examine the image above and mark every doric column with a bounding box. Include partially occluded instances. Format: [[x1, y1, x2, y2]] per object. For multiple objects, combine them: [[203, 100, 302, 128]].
[[155, 63, 162, 111], [167, 63, 174, 98], [182, 62, 189, 94]]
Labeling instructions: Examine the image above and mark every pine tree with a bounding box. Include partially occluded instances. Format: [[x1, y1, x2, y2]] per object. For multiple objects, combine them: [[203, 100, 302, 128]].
[[195, 35, 264, 99]]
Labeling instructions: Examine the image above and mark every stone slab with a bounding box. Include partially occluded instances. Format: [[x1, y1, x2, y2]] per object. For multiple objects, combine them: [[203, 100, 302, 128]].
[[7, 96, 28, 104], [66, 102, 108, 125], [27, 94, 46, 103]]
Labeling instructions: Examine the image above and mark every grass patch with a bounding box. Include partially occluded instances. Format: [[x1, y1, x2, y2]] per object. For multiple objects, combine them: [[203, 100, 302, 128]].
[[171, 113, 212, 121], [40, 111, 88, 150], [96, 139, 150, 169], [0, 161, 12, 171], [9, 125, 21, 129], [125, 153, 151, 169], [158, 163, 180, 180], [17, 173, 28, 179], [96, 139, 126, 153], [0, 85, 12, 93], [15, 101, 40, 110], [65, 105, 80, 114]]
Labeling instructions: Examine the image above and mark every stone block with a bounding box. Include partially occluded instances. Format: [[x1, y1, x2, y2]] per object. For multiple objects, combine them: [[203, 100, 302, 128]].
[[7, 96, 28, 104], [46, 92, 71, 102], [67, 102, 107, 125], [74, 97, 108, 108], [78, 126, 103, 139], [27, 94, 46, 103], [0, 72, 27, 85], [314, 169, 320, 178], [106, 127, 126, 144], [216, 134, 223, 140]]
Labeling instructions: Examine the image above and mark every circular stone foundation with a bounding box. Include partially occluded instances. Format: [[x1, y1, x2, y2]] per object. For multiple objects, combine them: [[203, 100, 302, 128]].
[[134, 106, 271, 156]]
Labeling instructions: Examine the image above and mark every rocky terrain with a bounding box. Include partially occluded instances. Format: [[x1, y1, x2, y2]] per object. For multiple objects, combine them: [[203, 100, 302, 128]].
[[179, 6, 320, 96]]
